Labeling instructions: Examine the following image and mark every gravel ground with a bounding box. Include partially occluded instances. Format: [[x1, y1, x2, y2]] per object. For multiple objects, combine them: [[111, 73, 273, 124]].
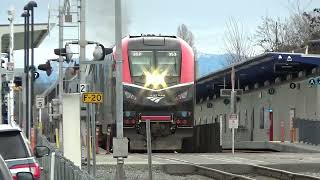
[[95, 165, 214, 180]]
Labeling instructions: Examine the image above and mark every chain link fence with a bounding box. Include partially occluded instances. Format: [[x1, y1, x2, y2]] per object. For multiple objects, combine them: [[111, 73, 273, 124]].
[[37, 136, 96, 180], [293, 118, 320, 145]]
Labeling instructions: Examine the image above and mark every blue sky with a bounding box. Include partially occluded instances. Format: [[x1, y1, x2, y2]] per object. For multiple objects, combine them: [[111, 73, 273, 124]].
[[0, 0, 319, 67]]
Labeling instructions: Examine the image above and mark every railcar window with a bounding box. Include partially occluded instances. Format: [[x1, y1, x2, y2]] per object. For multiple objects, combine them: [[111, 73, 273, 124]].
[[129, 51, 153, 76], [156, 51, 181, 76]]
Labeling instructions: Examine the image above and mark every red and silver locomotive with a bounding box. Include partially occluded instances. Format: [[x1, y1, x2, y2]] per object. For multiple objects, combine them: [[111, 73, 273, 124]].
[[113, 35, 195, 151]]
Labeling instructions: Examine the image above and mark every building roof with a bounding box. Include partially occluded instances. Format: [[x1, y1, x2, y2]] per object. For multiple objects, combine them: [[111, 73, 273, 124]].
[[196, 52, 320, 102], [0, 23, 53, 53]]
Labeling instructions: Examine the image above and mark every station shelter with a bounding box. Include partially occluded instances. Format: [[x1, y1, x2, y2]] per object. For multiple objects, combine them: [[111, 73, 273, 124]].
[[196, 52, 320, 148]]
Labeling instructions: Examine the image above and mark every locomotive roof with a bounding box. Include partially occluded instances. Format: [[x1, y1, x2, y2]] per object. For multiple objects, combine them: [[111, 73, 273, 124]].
[[129, 34, 177, 38], [127, 35, 182, 49]]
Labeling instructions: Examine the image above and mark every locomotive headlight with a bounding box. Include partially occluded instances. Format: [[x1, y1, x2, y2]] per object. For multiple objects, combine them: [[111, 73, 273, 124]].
[[145, 70, 167, 89]]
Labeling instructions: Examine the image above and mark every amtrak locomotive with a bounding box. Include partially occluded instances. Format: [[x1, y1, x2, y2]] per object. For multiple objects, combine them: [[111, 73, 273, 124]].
[[113, 35, 195, 151]]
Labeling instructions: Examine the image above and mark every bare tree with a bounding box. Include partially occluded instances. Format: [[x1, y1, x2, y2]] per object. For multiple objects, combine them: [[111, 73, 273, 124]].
[[303, 8, 320, 40], [255, 17, 295, 52], [177, 24, 197, 57], [224, 18, 254, 65], [255, 0, 320, 52]]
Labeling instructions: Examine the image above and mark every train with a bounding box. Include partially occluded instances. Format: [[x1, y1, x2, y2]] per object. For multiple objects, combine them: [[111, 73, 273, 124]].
[[110, 35, 195, 151]]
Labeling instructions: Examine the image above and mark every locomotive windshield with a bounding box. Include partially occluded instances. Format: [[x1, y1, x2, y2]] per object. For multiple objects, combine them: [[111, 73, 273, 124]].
[[129, 50, 181, 77], [129, 51, 153, 76], [156, 51, 180, 76]]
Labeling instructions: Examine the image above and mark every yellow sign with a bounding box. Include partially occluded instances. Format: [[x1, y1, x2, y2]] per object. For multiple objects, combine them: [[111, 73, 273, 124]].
[[82, 92, 103, 103]]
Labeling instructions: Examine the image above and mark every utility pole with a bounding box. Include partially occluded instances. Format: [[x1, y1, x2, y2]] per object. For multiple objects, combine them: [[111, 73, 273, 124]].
[[146, 120, 153, 180], [230, 66, 236, 155], [78, 0, 91, 172], [7, 8, 15, 126], [115, 0, 124, 140], [114, 0, 127, 179], [91, 75, 96, 177], [58, 1, 64, 151], [21, 11, 29, 138], [30, 1, 37, 131], [79, 0, 86, 83]]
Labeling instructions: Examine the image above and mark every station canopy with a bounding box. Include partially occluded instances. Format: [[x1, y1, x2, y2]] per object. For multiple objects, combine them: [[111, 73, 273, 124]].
[[0, 23, 51, 53], [196, 52, 320, 102]]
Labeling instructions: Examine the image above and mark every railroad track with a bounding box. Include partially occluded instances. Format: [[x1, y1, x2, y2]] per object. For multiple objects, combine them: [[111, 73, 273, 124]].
[[153, 155, 320, 180]]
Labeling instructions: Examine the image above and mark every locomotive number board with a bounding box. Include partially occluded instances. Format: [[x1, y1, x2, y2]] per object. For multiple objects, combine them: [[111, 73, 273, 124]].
[[82, 92, 103, 103]]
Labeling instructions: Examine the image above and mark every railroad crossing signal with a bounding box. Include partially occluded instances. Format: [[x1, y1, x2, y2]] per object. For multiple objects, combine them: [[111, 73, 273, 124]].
[[82, 92, 103, 103]]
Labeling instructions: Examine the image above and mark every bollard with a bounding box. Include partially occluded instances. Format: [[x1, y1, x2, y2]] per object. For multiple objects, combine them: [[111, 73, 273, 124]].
[[292, 128, 297, 143], [55, 128, 60, 149], [105, 126, 111, 154], [281, 121, 285, 143], [146, 119, 153, 180], [50, 152, 55, 180], [290, 128, 296, 143], [96, 126, 99, 154], [31, 128, 35, 153]]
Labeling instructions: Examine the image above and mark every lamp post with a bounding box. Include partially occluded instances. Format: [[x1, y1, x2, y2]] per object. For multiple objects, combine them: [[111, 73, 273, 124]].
[[29, 1, 37, 131], [24, 0, 37, 137], [21, 11, 29, 138]]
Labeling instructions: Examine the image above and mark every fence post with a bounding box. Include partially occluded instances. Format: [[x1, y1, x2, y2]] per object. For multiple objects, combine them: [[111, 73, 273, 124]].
[[96, 126, 99, 154], [40, 136, 97, 180], [281, 121, 285, 143], [31, 128, 36, 153], [50, 152, 55, 180]]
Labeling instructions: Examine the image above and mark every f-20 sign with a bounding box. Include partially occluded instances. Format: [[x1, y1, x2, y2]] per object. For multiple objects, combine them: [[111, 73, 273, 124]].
[[82, 92, 103, 103]]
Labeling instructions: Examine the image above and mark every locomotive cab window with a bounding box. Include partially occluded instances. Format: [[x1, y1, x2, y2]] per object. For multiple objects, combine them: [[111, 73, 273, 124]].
[[129, 51, 153, 76], [156, 51, 181, 76]]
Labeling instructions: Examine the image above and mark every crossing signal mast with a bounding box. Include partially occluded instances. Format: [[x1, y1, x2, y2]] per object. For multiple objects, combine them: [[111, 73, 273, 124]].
[[7, 7, 15, 126]]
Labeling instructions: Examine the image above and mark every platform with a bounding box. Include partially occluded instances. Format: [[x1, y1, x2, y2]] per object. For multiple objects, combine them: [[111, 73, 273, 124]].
[[95, 152, 320, 165], [222, 141, 320, 153]]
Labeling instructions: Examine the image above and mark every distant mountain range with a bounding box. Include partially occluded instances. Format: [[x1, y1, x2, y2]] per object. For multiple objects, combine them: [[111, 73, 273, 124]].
[[197, 53, 227, 78]]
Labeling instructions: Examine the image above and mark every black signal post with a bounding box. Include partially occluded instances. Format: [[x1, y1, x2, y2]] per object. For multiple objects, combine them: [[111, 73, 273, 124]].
[[21, 10, 30, 138], [24, 1, 37, 132]]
